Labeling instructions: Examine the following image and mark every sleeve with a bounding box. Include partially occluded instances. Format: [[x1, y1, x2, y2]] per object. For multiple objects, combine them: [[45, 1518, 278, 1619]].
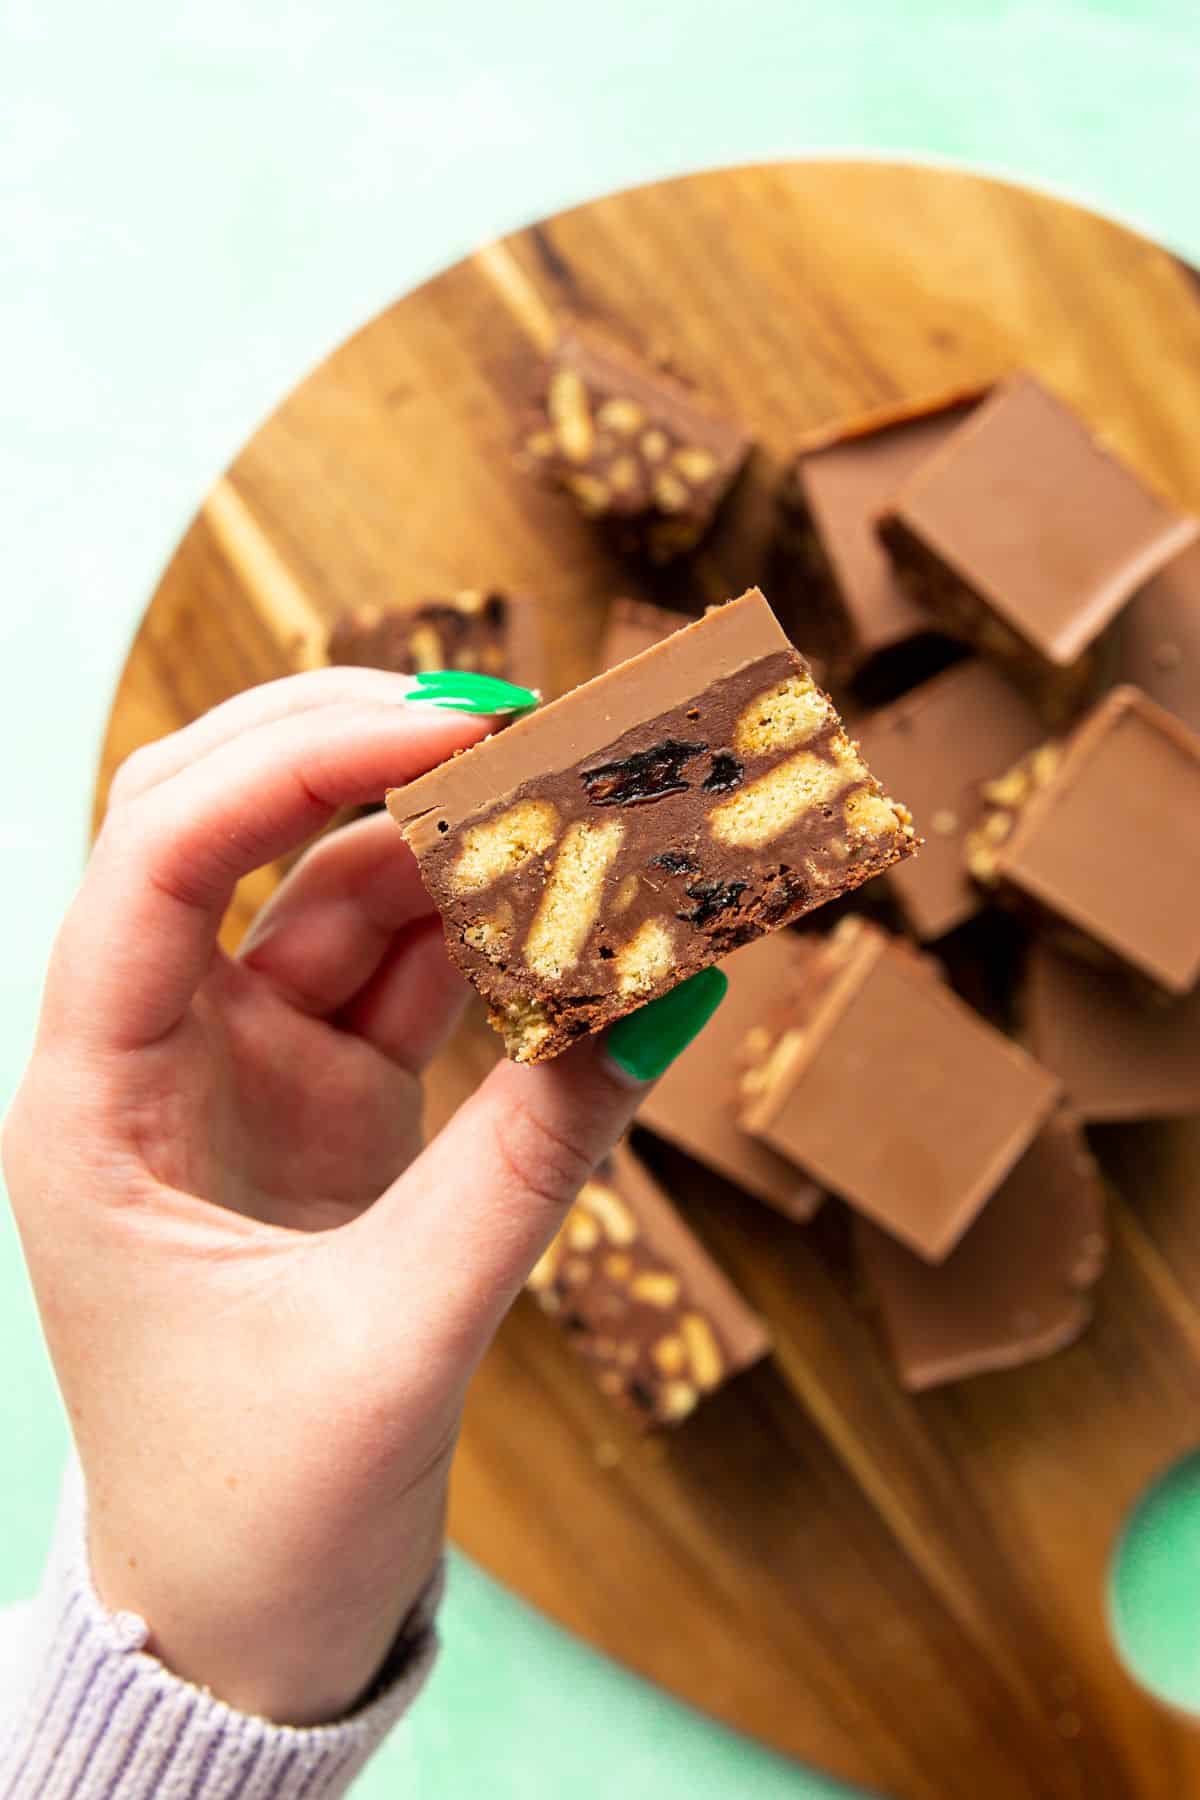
[[0, 1457, 443, 1799]]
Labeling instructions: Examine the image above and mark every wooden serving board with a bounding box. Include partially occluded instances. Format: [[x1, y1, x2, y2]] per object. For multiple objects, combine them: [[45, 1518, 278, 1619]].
[[96, 162, 1200, 1799]]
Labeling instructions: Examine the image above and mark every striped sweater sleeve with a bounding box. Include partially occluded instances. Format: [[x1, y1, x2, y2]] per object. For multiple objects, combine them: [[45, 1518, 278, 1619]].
[[0, 1459, 443, 1799]]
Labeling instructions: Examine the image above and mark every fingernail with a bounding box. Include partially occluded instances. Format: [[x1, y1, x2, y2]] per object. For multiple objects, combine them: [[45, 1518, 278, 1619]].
[[605, 966, 728, 1086], [407, 670, 540, 715]]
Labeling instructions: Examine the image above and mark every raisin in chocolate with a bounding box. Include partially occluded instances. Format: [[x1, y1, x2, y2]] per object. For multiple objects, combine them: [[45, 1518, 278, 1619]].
[[678, 879, 749, 927], [581, 739, 706, 806], [702, 751, 744, 792]]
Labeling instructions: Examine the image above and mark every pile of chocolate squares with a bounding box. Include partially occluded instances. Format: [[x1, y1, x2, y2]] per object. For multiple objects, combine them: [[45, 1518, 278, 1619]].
[[329, 326, 1200, 1425]]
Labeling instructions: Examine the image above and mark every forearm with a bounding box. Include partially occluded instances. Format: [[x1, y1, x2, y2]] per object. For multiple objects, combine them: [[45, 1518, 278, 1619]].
[[0, 1459, 442, 1800]]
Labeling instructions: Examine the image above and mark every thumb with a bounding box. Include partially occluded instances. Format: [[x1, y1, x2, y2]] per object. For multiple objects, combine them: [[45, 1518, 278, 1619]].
[[348, 968, 727, 1362]]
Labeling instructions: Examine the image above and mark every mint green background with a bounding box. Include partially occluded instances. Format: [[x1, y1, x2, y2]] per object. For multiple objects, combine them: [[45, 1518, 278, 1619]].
[[3, 3, 1199, 1793]]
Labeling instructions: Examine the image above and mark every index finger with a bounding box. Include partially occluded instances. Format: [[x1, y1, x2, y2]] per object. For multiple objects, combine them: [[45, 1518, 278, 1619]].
[[51, 699, 491, 1051]]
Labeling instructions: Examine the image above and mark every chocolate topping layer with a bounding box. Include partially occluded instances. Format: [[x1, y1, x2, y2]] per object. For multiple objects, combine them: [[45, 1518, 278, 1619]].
[[739, 918, 1061, 1262], [526, 1143, 770, 1427], [857, 1113, 1107, 1390]]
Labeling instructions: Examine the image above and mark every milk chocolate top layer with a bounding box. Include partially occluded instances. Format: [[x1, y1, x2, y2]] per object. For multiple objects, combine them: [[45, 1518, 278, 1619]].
[[989, 685, 1200, 994], [526, 1143, 770, 1427], [636, 931, 826, 1220], [390, 591, 788, 844], [856, 1113, 1107, 1391], [785, 394, 979, 664], [878, 374, 1198, 665], [739, 919, 1061, 1262], [1024, 941, 1200, 1123], [1112, 541, 1200, 735], [598, 598, 696, 674], [855, 658, 1044, 941]]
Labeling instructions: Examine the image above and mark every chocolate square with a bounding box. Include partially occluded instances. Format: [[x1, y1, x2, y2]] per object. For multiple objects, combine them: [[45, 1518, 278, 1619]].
[[972, 685, 1200, 994], [856, 1113, 1106, 1390], [738, 918, 1061, 1261], [388, 590, 916, 1062], [328, 590, 545, 694], [1111, 540, 1200, 736], [854, 658, 1044, 940], [636, 930, 826, 1221], [526, 1142, 770, 1427], [524, 326, 751, 563], [877, 374, 1197, 711], [1023, 941, 1200, 1122], [780, 390, 979, 680]]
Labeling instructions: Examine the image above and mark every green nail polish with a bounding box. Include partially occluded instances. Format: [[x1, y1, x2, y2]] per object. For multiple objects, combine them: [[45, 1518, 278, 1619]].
[[606, 966, 728, 1084], [408, 670, 540, 715]]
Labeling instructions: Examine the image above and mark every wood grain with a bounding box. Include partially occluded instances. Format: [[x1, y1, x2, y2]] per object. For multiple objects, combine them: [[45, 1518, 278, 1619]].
[[95, 161, 1200, 1798]]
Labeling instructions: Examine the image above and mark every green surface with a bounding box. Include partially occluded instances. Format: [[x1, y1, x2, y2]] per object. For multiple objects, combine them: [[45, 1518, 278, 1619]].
[[2, 2, 1199, 1794], [1111, 1452, 1200, 1716]]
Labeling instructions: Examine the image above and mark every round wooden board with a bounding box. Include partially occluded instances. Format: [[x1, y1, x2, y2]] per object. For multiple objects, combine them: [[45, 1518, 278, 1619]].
[[97, 161, 1200, 1799]]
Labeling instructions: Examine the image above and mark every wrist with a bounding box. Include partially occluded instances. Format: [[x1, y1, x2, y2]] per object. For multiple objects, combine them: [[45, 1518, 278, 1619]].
[[89, 1501, 445, 1726]]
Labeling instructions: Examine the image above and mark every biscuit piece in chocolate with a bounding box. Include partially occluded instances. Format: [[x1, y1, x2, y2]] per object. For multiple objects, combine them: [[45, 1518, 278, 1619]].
[[1024, 941, 1200, 1123], [779, 389, 980, 682], [856, 1113, 1107, 1390], [526, 1143, 770, 1426], [854, 659, 1044, 940], [967, 686, 1200, 995], [598, 597, 697, 674], [388, 590, 916, 1063], [524, 326, 751, 563], [328, 591, 544, 694], [636, 930, 826, 1221], [1111, 541, 1200, 736], [877, 375, 1198, 717], [738, 917, 1060, 1261]]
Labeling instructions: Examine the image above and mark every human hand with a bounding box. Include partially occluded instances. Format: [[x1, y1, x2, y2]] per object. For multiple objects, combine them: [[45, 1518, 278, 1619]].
[[2, 668, 722, 1725]]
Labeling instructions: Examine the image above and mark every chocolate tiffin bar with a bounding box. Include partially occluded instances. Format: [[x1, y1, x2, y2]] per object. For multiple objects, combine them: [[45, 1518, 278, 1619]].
[[387, 589, 917, 1062], [526, 1143, 769, 1427]]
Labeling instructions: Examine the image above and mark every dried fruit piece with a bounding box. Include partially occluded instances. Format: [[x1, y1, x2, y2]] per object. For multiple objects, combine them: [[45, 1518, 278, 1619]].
[[582, 738, 706, 807]]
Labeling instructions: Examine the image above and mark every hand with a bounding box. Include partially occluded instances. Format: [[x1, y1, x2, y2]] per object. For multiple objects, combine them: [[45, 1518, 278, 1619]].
[[1, 669, 693, 1725]]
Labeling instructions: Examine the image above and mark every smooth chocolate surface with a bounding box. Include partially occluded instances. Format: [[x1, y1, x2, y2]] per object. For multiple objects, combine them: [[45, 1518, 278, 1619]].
[[781, 391, 979, 675], [856, 1113, 1107, 1390], [524, 325, 751, 563], [855, 658, 1044, 940], [878, 373, 1197, 685], [389, 591, 916, 1061], [1024, 941, 1200, 1122], [328, 590, 544, 693], [739, 918, 1061, 1261], [1112, 541, 1200, 735], [526, 1142, 770, 1427], [974, 685, 1200, 994], [598, 597, 697, 674], [636, 931, 827, 1220]]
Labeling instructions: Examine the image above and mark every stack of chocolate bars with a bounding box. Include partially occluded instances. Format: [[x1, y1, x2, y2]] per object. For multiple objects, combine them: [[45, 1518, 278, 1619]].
[[345, 327, 1200, 1424]]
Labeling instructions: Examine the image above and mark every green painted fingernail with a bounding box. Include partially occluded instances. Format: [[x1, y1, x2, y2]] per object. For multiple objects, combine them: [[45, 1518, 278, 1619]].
[[408, 670, 540, 715], [605, 966, 728, 1085]]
